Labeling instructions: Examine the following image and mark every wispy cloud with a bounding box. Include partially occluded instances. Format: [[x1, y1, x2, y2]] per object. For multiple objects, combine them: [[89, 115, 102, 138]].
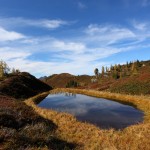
[[1, 19, 150, 77], [0, 26, 25, 41], [0, 17, 70, 29], [131, 20, 148, 31], [141, 0, 150, 7], [41, 20, 68, 29], [77, 2, 87, 9], [130, 20, 150, 42], [121, 0, 150, 8], [85, 24, 136, 45], [0, 47, 30, 60], [51, 40, 86, 53]]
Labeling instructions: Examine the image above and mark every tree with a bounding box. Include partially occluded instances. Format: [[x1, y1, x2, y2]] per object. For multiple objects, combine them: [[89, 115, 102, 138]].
[[12, 68, 20, 74], [131, 61, 138, 75], [66, 80, 78, 88], [112, 64, 119, 79], [112, 71, 119, 79], [131, 62, 135, 71], [110, 65, 114, 71], [126, 61, 129, 68], [114, 64, 117, 71], [94, 68, 99, 78], [106, 66, 108, 73], [12, 68, 16, 74], [117, 64, 121, 72], [0, 63, 4, 78], [119, 72, 122, 79], [0, 60, 10, 78], [101, 66, 105, 77], [136, 60, 142, 67]]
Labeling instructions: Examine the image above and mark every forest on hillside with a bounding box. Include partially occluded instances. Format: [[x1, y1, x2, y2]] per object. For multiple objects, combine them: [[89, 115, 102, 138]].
[[94, 60, 150, 79]]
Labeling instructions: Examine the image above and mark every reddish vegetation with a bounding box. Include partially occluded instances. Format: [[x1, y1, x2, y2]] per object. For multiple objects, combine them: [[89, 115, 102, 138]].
[[0, 72, 76, 149], [45, 73, 93, 88], [0, 60, 149, 149], [43, 60, 150, 95], [0, 72, 52, 99], [0, 94, 76, 149], [0, 95, 15, 108], [109, 66, 150, 95]]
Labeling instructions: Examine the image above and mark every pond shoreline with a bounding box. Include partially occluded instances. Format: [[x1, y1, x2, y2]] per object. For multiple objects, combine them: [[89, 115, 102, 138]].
[[50, 88, 150, 121], [37, 91, 144, 129], [25, 88, 150, 149]]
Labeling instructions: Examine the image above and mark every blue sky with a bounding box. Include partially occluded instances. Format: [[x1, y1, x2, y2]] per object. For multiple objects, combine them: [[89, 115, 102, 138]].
[[0, 0, 150, 77]]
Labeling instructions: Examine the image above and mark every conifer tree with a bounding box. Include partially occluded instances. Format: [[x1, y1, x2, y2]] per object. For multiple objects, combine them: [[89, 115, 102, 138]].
[[101, 66, 105, 77], [132, 62, 138, 75], [94, 68, 99, 78], [131, 61, 135, 71], [0, 62, 4, 78], [136, 60, 141, 67], [112, 64, 119, 79], [126, 61, 129, 68], [106, 66, 109, 73]]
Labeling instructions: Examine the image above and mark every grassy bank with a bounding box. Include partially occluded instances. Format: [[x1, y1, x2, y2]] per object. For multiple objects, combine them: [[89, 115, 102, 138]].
[[0, 95, 76, 150], [25, 88, 150, 150]]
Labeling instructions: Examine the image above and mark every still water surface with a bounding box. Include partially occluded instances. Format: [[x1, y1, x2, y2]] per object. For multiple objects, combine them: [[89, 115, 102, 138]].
[[38, 93, 143, 129]]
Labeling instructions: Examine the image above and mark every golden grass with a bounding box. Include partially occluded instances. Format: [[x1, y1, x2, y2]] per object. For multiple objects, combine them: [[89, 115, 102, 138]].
[[25, 88, 150, 150]]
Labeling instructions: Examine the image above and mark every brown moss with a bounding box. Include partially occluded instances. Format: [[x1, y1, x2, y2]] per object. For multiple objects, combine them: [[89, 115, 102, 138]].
[[0, 95, 77, 150], [0, 72, 52, 99]]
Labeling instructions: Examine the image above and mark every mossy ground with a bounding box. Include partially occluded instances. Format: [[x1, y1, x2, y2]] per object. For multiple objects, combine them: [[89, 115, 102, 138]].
[[0, 94, 77, 150]]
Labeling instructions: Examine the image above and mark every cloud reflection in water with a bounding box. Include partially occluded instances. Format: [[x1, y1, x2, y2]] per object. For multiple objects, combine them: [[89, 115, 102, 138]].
[[38, 93, 143, 129]]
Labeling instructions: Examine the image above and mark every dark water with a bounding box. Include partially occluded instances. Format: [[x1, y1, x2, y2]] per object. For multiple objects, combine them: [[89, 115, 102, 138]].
[[38, 93, 143, 129]]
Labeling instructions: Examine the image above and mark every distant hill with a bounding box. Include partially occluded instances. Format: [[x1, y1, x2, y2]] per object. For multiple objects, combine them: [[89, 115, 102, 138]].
[[109, 63, 150, 95], [0, 72, 52, 99], [39, 76, 47, 80], [0, 79, 75, 150], [42, 73, 93, 88], [95, 60, 150, 95], [42, 60, 150, 95]]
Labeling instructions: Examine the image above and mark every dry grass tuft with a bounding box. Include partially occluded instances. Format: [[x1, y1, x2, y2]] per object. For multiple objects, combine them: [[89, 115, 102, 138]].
[[25, 88, 150, 150]]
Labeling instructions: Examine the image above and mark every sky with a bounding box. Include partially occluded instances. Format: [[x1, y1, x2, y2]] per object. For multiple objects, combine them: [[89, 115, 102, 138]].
[[0, 0, 150, 77]]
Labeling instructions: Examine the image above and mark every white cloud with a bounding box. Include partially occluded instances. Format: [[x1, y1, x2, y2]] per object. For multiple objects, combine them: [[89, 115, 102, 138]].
[[0, 17, 70, 29], [42, 20, 68, 29], [85, 24, 108, 35], [130, 20, 150, 41], [25, 19, 69, 29], [6, 56, 110, 78], [85, 24, 136, 45], [0, 26, 25, 41], [1, 20, 150, 77], [7, 58, 54, 76], [77, 2, 87, 9], [0, 47, 30, 60], [131, 20, 148, 31], [51, 41, 86, 53]]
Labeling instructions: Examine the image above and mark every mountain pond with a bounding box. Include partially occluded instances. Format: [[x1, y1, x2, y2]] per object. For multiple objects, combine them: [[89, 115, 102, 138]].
[[38, 93, 143, 129]]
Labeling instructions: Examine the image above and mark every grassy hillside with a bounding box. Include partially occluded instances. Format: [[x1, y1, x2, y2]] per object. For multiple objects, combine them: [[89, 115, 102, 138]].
[[44, 73, 93, 88], [0, 73, 76, 149], [43, 60, 150, 95], [0, 60, 150, 149], [109, 65, 150, 95], [0, 95, 76, 149], [0, 72, 52, 99]]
